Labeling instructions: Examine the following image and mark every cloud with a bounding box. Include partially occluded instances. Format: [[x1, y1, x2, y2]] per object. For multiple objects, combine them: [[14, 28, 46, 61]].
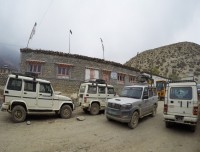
[[0, 0, 200, 64]]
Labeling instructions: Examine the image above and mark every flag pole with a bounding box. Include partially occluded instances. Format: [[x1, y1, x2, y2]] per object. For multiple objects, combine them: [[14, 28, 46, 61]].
[[69, 31, 70, 53], [100, 38, 104, 60], [69, 30, 72, 53], [27, 22, 37, 48]]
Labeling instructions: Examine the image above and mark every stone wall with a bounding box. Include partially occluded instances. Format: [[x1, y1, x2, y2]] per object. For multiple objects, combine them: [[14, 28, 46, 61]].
[[20, 49, 140, 99]]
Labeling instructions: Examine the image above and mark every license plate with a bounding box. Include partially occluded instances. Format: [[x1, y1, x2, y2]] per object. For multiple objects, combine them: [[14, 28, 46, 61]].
[[175, 115, 183, 122], [108, 109, 118, 115], [169, 105, 174, 108]]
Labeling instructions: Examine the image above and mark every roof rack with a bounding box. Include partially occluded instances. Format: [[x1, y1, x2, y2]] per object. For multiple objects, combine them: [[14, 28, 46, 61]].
[[12, 72, 38, 80], [168, 80, 196, 83], [83, 79, 107, 85]]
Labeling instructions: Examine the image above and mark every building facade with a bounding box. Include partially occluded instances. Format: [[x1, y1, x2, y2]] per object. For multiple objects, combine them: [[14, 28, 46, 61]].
[[20, 48, 140, 99]]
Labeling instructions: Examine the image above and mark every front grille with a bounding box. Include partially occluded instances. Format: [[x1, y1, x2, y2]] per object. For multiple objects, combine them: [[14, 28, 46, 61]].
[[107, 102, 121, 109]]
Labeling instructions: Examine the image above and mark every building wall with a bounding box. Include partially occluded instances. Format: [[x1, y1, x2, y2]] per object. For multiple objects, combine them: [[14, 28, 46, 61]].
[[20, 49, 140, 99]]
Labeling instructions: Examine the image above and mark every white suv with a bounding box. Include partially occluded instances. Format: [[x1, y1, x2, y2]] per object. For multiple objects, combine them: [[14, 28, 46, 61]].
[[1, 73, 75, 122], [78, 79, 116, 115], [106, 84, 158, 129], [163, 80, 200, 132]]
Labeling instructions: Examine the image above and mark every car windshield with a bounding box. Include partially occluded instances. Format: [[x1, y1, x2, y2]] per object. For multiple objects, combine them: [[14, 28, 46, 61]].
[[120, 87, 143, 99], [156, 81, 165, 91], [170, 87, 192, 100]]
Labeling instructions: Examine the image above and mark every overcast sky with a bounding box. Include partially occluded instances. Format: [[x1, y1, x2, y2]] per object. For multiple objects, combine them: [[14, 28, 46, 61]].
[[0, 0, 200, 64]]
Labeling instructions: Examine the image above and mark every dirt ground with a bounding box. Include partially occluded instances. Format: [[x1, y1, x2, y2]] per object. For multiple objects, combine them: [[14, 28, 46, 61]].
[[0, 101, 200, 152]]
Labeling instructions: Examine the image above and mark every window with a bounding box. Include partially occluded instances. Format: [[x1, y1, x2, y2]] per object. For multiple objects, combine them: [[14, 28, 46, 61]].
[[129, 76, 136, 83], [79, 86, 86, 93], [24, 81, 36, 92], [87, 85, 97, 94], [85, 68, 99, 81], [56, 63, 73, 79], [102, 70, 110, 83], [170, 87, 192, 100], [98, 86, 105, 94], [28, 64, 42, 74], [39, 83, 52, 94], [7, 78, 22, 91], [121, 87, 143, 99], [117, 73, 125, 84], [108, 87, 115, 94], [57, 66, 71, 79]]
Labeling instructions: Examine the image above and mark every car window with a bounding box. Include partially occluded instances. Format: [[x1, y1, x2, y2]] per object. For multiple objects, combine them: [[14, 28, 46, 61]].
[[79, 85, 86, 93], [170, 87, 192, 100], [149, 89, 153, 97], [121, 87, 143, 99], [98, 86, 105, 94], [24, 81, 36, 92], [40, 83, 52, 94], [108, 87, 115, 94], [7, 78, 22, 91], [87, 85, 97, 94]]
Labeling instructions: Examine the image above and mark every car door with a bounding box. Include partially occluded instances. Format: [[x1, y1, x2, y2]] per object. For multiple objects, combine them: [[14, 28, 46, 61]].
[[23, 80, 37, 108], [167, 86, 194, 116], [98, 85, 106, 108], [147, 88, 154, 114], [141, 87, 149, 116], [37, 82, 53, 109]]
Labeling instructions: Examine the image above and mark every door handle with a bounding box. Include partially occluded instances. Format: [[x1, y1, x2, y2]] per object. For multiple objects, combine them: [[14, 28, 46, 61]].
[[5, 91, 9, 94], [24, 92, 27, 94]]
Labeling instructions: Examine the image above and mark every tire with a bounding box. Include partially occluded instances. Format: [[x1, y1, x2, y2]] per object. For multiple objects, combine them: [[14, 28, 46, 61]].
[[106, 116, 112, 121], [60, 105, 72, 119], [165, 121, 172, 128], [83, 108, 88, 113], [11, 105, 26, 123], [128, 111, 139, 129], [90, 103, 100, 115], [190, 125, 196, 132], [151, 105, 157, 117]]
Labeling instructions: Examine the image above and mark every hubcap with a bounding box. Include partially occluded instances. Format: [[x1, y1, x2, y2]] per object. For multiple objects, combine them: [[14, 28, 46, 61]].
[[15, 110, 22, 119]]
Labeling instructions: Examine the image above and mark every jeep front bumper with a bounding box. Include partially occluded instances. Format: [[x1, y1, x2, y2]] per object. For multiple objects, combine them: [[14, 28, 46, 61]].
[[1, 103, 9, 111], [105, 108, 131, 123]]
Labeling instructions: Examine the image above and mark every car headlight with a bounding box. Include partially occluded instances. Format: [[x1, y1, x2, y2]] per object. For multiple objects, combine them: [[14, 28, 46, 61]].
[[121, 104, 132, 110]]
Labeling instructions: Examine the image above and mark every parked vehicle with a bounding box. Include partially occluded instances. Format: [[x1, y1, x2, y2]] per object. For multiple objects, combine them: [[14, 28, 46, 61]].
[[156, 80, 167, 100], [1, 73, 75, 122], [163, 80, 200, 132], [78, 79, 115, 115], [105, 83, 158, 129]]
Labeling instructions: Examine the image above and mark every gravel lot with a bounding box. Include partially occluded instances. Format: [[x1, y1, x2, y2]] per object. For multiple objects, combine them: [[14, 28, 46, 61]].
[[0, 101, 200, 152]]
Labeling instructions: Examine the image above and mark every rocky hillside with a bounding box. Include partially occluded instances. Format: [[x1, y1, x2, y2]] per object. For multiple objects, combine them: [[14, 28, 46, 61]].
[[125, 42, 200, 82]]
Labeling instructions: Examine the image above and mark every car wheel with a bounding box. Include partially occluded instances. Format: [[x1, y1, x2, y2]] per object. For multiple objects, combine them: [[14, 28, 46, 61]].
[[151, 105, 157, 117], [90, 103, 100, 115], [83, 108, 88, 113], [11, 105, 26, 123], [190, 125, 196, 132], [106, 116, 112, 121], [60, 105, 72, 119], [128, 111, 139, 129], [165, 121, 172, 128]]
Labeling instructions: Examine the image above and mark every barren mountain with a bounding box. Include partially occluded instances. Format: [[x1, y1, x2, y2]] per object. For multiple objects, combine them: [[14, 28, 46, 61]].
[[125, 42, 200, 82]]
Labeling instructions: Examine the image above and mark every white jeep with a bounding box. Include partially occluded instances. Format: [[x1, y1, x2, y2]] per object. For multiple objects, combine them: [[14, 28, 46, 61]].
[[78, 79, 116, 115], [1, 73, 75, 122], [163, 80, 200, 132]]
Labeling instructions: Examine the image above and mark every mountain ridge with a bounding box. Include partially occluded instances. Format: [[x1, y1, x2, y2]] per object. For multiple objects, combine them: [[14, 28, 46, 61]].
[[125, 41, 200, 82]]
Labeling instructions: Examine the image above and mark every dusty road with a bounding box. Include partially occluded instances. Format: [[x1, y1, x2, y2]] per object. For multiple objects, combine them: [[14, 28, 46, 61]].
[[0, 101, 200, 152]]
